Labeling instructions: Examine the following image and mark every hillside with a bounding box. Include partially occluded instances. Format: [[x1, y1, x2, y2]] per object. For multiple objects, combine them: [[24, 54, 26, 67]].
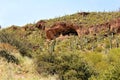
[[0, 12, 120, 80]]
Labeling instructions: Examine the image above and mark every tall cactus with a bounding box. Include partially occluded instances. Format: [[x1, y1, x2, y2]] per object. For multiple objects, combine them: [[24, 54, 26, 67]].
[[47, 39, 56, 63], [49, 39, 56, 54], [109, 33, 114, 49], [115, 37, 119, 48]]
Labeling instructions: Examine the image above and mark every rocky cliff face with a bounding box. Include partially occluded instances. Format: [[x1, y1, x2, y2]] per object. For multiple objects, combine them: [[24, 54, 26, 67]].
[[45, 18, 120, 40]]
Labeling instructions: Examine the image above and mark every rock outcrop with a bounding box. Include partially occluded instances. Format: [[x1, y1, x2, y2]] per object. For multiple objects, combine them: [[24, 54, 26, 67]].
[[109, 18, 120, 32], [45, 18, 120, 40], [36, 20, 46, 30], [45, 22, 81, 40], [77, 12, 90, 17]]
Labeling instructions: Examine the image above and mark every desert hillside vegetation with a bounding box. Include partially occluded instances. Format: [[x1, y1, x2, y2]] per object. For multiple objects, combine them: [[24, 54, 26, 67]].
[[0, 11, 120, 80]]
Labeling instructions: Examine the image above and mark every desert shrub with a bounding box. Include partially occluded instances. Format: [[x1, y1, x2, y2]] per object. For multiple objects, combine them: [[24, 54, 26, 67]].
[[107, 48, 120, 63], [63, 70, 79, 80], [101, 62, 120, 80], [36, 50, 94, 80], [0, 50, 19, 64], [94, 60, 120, 80], [106, 61, 120, 80], [88, 48, 120, 80], [0, 31, 31, 57]]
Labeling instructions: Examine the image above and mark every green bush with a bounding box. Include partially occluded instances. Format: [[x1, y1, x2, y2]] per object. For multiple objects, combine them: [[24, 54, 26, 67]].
[[88, 48, 120, 80], [36, 51, 94, 80], [103, 62, 120, 80], [94, 61, 120, 80]]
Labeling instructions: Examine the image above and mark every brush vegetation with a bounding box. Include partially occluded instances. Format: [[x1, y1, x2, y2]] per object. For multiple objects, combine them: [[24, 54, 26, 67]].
[[0, 11, 120, 80]]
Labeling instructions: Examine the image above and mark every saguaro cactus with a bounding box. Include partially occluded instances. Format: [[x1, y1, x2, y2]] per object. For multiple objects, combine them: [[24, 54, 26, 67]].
[[48, 39, 56, 63], [49, 39, 56, 54], [109, 33, 114, 49]]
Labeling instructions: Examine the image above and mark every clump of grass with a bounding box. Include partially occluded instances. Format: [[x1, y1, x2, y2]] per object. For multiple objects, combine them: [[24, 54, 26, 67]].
[[0, 50, 19, 64], [0, 30, 32, 57]]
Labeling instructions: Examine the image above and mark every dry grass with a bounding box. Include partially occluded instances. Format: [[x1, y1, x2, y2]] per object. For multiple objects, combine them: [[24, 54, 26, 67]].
[[0, 54, 58, 80], [0, 42, 58, 80], [0, 43, 18, 53]]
